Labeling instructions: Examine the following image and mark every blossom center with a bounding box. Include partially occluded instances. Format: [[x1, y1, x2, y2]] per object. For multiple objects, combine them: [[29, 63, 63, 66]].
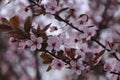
[[57, 63, 62, 67], [52, 43, 56, 47], [88, 32, 92, 36], [75, 39, 78, 43], [75, 65, 80, 70], [33, 40, 38, 45], [50, 6, 55, 11]]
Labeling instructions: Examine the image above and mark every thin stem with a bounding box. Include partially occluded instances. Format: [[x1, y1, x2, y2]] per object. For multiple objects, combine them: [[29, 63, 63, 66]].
[[46, 50, 70, 64], [112, 53, 120, 62], [110, 71, 120, 76], [53, 14, 84, 33], [34, 51, 41, 80]]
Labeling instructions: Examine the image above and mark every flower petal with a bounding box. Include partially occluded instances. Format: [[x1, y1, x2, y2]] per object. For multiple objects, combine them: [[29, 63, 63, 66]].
[[30, 45, 36, 51], [26, 40, 33, 46], [37, 37, 43, 43], [30, 34, 36, 41], [37, 44, 41, 49]]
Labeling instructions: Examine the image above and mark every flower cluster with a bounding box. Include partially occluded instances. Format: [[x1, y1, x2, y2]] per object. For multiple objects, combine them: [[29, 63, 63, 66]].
[[0, 0, 120, 80]]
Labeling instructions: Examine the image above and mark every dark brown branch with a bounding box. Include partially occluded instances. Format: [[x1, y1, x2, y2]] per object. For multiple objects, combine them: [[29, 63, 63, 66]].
[[46, 50, 70, 64], [112, 53, 120, 62], [110, 71, 120, 76]]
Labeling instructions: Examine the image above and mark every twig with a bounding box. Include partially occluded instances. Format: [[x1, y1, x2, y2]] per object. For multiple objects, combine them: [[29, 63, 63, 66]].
[[34, 51, 41, 80]]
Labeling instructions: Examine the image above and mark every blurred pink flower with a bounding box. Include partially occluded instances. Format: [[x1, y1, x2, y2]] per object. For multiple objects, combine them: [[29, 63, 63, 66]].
[[50, 59, 65, 70], [59, 33, 71, 48], [50, 26, 58, 32], [26, 34, 43, 51], [46, 36, 61, 51], [70, 59, 84, 75], [104, 62, 112, 72], [45, 0, 60, 14], [76, 41, 90, 57], [82, 26, 98, 40], [18, 41, 26, 50], [9, 37, 17, 44]]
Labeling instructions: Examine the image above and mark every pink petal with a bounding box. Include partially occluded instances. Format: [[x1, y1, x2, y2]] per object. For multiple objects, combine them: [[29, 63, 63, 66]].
[[30, 34, 36, 41], [70, 61, 76, 67], [30, 45, 36, 51], [26, 40, 33, 46], [37, 44, 41, 49], [76, 70, 81, 75], [37, 37, 43, 43], [46, 45, 53, 51]]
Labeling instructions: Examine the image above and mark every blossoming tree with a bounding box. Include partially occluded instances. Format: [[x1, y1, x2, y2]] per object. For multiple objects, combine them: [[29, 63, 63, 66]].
[[0, 0, 120, 80]]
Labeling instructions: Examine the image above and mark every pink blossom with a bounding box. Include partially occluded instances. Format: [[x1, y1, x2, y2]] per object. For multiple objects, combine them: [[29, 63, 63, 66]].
[[46, 36, 61, 51], [59, 33, 71, 48], [75, 16, 88, 28], [50, 26, 58, 32], [84, 66, 91, 72], [18, 41, 26, 50], [67, 32, 81, 48], [70, 60, 84, 75], [26, 34, 43, 51], [90, 42, 104, 54], [45, 0, 60, 14], [114, 60, 120, 72], [104, 62, 112, 72], [76, 42, 90, 56], [1, 63, 8, 74], [9, 37, 17, 45], [69, 15, 89, 31], [50, 59, 65, 70], [110, 74, 119, 80], [83, 26, 98, 40], [5, 50, 18, 63]]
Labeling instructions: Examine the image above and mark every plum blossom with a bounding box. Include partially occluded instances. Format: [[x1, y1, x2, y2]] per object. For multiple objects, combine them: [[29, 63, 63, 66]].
[[18, 41, 26, 50], [110, 74, 119, 80], [104, 62, 112, 72], [45, 0, 60, 14], [50, 59, 65, 70], [89, 42, 104, 55], [59, 33, 71, 48], [76, 41, 90, 56], [50, 26, 58, 32], [114, 60, 120, 72], [66, 32, 81, 48], [26, 34, 43, 51], [46, 36, 61, 51], [69, 15, 89, 31], [75, 16, 88, 29], [9, 37, 17, 44], [82, 26, 98, 40], [70, 59, 84, 75]]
